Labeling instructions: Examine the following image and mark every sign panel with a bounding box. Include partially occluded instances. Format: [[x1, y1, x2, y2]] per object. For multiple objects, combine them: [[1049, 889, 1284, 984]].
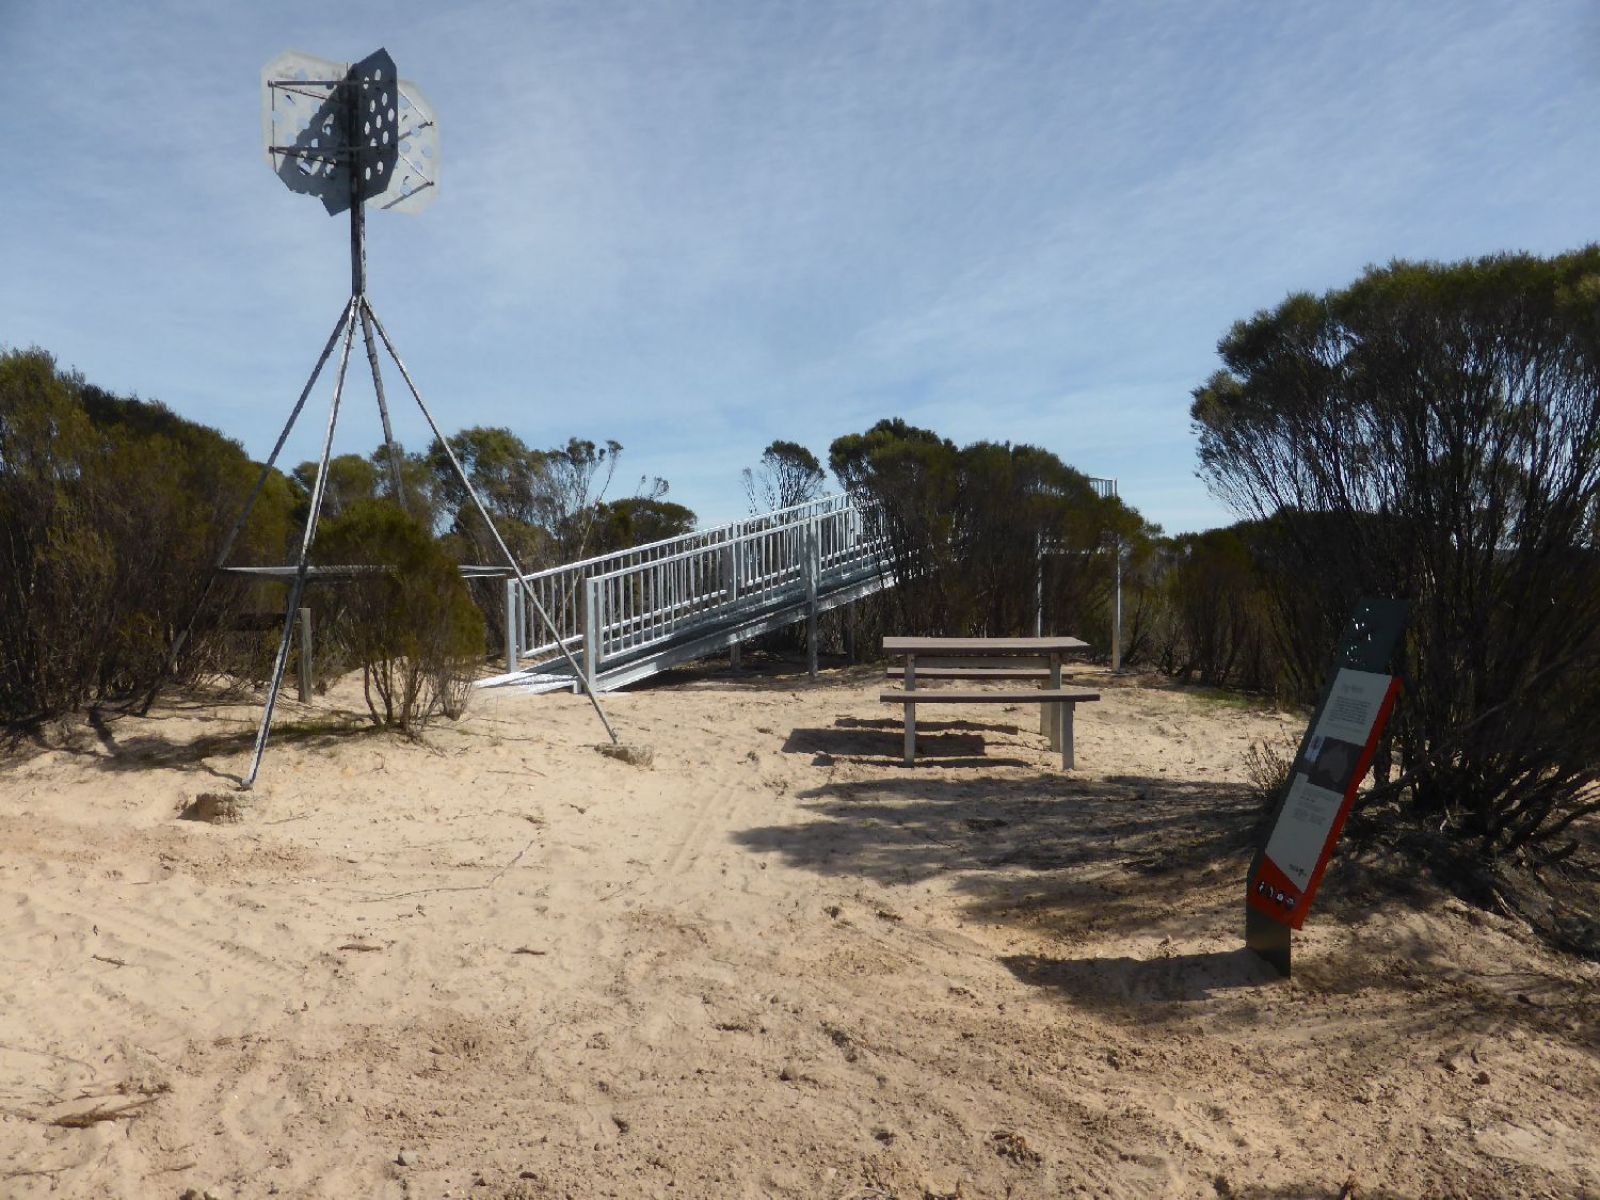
[[1248, 668, 1401, 929]]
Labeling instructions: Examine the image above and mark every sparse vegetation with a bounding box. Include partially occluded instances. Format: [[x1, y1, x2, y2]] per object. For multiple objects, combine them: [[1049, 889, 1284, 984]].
[[1193, 249, 1600, 863], [0, 347, 694, 726], [0, 349, 296, 721], [314, 501, 485, 733]]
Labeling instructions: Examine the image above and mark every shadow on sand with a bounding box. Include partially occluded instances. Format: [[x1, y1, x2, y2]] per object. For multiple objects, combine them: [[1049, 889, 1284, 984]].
[[782, 719, 1033, 769], [23, 707, 389, 785]]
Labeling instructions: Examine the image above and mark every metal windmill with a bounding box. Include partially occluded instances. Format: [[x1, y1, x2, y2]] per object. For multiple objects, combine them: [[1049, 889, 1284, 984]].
[[177, 48, 616, 789]]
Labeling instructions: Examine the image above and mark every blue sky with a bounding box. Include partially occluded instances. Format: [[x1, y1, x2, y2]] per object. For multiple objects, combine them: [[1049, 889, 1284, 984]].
[[4, 1, 1597, 534]]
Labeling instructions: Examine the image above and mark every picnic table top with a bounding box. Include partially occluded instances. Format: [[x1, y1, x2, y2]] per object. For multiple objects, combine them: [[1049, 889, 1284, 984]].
[[882, 635, 1090, 655], [880, 687, 1101, 703]]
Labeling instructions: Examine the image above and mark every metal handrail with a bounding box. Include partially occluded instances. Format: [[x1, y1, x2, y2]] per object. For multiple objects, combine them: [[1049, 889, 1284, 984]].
[[506, 494, 888, 671], [579, 501, 889, 678]]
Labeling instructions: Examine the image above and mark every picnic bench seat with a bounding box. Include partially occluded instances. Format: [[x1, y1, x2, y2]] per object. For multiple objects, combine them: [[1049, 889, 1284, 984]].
[[880, 687, 1101, 769]]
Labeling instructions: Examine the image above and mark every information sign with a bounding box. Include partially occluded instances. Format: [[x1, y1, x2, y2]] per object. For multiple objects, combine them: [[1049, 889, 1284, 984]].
[[1244, 597, 1408, 975], [1249, 668, 1401, 929]]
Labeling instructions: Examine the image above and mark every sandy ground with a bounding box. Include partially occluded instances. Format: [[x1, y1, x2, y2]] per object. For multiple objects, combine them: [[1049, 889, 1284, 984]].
[[0, 663, 1596, 1200]]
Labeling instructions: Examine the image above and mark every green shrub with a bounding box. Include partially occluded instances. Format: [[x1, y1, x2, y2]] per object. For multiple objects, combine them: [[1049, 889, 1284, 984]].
[[315, 501, 484, 733], [0, 350, 295, 720]]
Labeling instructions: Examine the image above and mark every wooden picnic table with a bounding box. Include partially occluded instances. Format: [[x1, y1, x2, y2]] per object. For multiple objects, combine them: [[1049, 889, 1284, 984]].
[[881, 635, 1096, 766], [882, 635, 1090, 694]]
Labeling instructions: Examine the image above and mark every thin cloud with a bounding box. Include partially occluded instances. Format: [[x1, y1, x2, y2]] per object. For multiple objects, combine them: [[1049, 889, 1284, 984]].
[[1, 0, 1595, 532]]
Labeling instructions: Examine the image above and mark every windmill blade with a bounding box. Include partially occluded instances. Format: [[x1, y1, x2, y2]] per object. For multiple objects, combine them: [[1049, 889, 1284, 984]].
[[261, 47, 437, 217], [374, 79, 440, 214]]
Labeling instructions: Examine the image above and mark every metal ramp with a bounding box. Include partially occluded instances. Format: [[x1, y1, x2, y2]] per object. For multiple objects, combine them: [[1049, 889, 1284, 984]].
[[479, 494, 894, 694]]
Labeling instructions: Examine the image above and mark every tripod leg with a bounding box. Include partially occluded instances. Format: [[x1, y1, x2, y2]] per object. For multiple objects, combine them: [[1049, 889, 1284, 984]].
[[243, 306, 360, 789], [155, 300, 357, 708], [361, 298, 620, 744], [359, 303, 407, 509]]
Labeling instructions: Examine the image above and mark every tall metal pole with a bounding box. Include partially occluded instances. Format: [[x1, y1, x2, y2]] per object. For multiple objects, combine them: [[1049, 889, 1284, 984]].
[[235, 53, 621, 787], [1034, 532, 1044, 637], [246, 79, 372, 789], [1112, 539, 1123, 673]]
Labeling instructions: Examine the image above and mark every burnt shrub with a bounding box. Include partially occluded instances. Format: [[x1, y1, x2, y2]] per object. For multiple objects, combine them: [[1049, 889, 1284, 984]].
[[1192, 249, 1600, 868]]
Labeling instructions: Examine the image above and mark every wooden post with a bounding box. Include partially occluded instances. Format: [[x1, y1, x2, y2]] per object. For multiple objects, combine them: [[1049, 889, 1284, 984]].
[[1043, 651, 1063, 743], [1059, 702, 1075, 769], [297, 607, 313, 703]]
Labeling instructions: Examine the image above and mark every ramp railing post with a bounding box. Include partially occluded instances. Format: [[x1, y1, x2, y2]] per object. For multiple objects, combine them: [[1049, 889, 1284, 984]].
[[805, 520, 820, 680], [517, 584, 526, 663], [724, 541, 741, 668], [505, 577, 519, 674], [584, 577, 601, 692]]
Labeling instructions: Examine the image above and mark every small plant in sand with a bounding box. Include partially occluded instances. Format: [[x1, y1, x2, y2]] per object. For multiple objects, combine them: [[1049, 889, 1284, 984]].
[[316, 501, 484, 734], [1244, 736, 1296, 807]]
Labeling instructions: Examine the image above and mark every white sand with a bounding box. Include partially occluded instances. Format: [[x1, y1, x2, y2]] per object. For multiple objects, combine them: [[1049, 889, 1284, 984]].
[[1, 664, 1595, 1198]]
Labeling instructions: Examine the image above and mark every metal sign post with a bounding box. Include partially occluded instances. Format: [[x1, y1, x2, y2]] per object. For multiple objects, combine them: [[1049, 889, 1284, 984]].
[[1245, 598, 1408, 976]]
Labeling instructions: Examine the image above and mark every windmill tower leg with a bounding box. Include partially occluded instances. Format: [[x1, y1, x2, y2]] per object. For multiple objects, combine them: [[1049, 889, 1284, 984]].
[[242, 308, 360, 788]]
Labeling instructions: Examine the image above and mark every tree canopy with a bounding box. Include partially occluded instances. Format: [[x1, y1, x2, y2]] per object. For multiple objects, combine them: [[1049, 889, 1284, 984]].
[[1192, 248, 1600, 862], [827, 418, 1151, 641]]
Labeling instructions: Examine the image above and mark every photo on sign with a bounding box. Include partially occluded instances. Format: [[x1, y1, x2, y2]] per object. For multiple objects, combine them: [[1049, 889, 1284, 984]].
[[1303, 735, 1365, 795]]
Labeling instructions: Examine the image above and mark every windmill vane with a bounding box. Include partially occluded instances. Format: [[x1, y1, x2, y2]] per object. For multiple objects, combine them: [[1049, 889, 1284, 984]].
[[261, 47, 440, 215]]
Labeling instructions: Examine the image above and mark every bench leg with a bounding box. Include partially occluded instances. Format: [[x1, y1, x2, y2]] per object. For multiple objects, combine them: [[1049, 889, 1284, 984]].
[[1060, 703, 1075, 770]]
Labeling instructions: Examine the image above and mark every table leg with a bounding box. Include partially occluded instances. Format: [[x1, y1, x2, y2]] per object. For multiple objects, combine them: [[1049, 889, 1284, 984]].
[[1047, 652, 1063, 750], [904, 653, 917, 765], [1060, 702, 1075, 770]]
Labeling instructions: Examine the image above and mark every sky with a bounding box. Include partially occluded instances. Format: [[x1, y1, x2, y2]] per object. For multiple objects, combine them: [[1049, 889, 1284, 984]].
[[4, 1, 1598, 535]]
